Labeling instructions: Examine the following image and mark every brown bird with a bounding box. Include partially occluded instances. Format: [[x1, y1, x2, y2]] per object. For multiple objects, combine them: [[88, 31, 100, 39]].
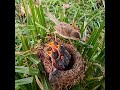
[[47, 13, 81, 41], [47, 13, 93, 48]]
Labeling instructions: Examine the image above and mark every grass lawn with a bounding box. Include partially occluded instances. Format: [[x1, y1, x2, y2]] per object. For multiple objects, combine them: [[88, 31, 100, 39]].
[[15, 0, 105, 90]]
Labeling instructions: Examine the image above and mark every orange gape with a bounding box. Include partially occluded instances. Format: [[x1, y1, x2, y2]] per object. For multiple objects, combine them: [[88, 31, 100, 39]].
[[48, 41, 61, 58], [47, 41, 71, 70], [47, 41, 61, 67]]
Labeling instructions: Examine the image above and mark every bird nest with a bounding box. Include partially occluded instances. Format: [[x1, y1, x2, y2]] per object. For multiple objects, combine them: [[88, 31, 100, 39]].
[[36, 38, 86, 90]]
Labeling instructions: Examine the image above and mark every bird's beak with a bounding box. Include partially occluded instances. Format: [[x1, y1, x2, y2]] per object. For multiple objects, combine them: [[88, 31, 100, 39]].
[[48, 41, 56, 51], [47, 51, 52, 58], [55, 45, 60, 49]]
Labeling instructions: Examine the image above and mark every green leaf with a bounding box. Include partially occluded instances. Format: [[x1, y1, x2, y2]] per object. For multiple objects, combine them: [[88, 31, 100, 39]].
[[82, 20, 105, 57], [15, 77, 33, 86], [20, 35, 28, 51], [15, 85, 20, 90], [15, 66, 29, 74], [84, 78, 104, 90], [28, 55, 40, 64], [37, 63, 52, 90], [78, 41, 93, 48], [64, 17, 68, 23], [91, 20, 105, 45], [15, 66, 38, 75], [82, 28, 97, 57], [29, 0, 38, 35], [74, 41, 93, 52], [31, 76, 39, 90], [19, 85, 28, 90], [80, 21, 87, 35], [70, 80, 85, 90], [95, 48, 105, 62], [88, 42, 99, 60], [38, 5, 46, 28], [102, 34, 105, 49], [24, 36, 30, 49], [29, 68, 39, 75], [36, 4, 47, 42]]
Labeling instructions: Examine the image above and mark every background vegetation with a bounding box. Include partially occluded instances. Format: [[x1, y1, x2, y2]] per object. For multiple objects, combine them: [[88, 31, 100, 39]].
[[15, 0, 105, 90]]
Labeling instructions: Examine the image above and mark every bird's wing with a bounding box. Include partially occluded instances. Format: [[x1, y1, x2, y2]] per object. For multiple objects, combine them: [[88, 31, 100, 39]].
[[46, 13, 60, 25]]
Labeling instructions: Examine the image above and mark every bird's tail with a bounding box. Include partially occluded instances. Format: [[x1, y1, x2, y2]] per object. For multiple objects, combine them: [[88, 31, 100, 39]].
[[46, 13, 60, 25]]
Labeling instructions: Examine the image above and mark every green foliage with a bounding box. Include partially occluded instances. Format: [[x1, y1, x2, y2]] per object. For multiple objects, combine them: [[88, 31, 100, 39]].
[[15, 0, 105, 90]]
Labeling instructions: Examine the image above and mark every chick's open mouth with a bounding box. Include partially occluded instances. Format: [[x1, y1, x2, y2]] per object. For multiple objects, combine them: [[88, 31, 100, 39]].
[[46, 41, 72, 70]]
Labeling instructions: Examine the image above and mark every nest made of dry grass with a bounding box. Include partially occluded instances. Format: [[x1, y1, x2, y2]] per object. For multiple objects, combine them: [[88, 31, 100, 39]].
[[36, 38, 86, 90]]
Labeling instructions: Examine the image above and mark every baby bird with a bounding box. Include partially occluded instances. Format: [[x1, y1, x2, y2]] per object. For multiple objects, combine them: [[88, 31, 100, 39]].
[[47, 41, 71, 70]]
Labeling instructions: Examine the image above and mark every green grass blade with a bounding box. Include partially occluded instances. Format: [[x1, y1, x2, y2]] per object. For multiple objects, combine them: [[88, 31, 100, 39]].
[[96, 48, 105, 60], [82, 29, 97, 56], [15, 66, 38, 75], [88, 10, 102, 23], [91, 20, 105, 45], [35, 22, 48, 30], [29, 0, 38, 35], [84, 79, 104, 90], [36, 4, 47, 42], [31, 76, 39, 90], [19, 85, 28, 90], [15, 77, 33, 86], [95, 48, 105, 64], [37, 63, 52, 90], [38, 5, 46, 28], [29, 68, 39, 75], [80, 21, 87, 35], [88, 42, 99, 60], [24, 36, 30, 49], [82, 20, 105, 57], [15, 85, 20, 90], [102, 34, 105, 49], [79, 41, 93, 48], [98, 56, 105, 66], [28, 55, 40, 64], [64, 17, 69, 23], [86, 20, 105, 57], [15, 66, 29, 74], [70, 83, 81, 90], [21, 0, 37, 43], [20, 35, 28, 51], [78, 21, 87, 53]]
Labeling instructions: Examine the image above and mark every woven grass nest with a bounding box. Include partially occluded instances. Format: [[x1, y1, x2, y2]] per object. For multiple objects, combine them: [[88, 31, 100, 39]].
[[36, 38, 86, 90]]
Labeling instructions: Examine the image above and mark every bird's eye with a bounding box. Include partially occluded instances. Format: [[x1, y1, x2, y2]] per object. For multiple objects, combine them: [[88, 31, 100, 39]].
[[54, 41, 58, 45]]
